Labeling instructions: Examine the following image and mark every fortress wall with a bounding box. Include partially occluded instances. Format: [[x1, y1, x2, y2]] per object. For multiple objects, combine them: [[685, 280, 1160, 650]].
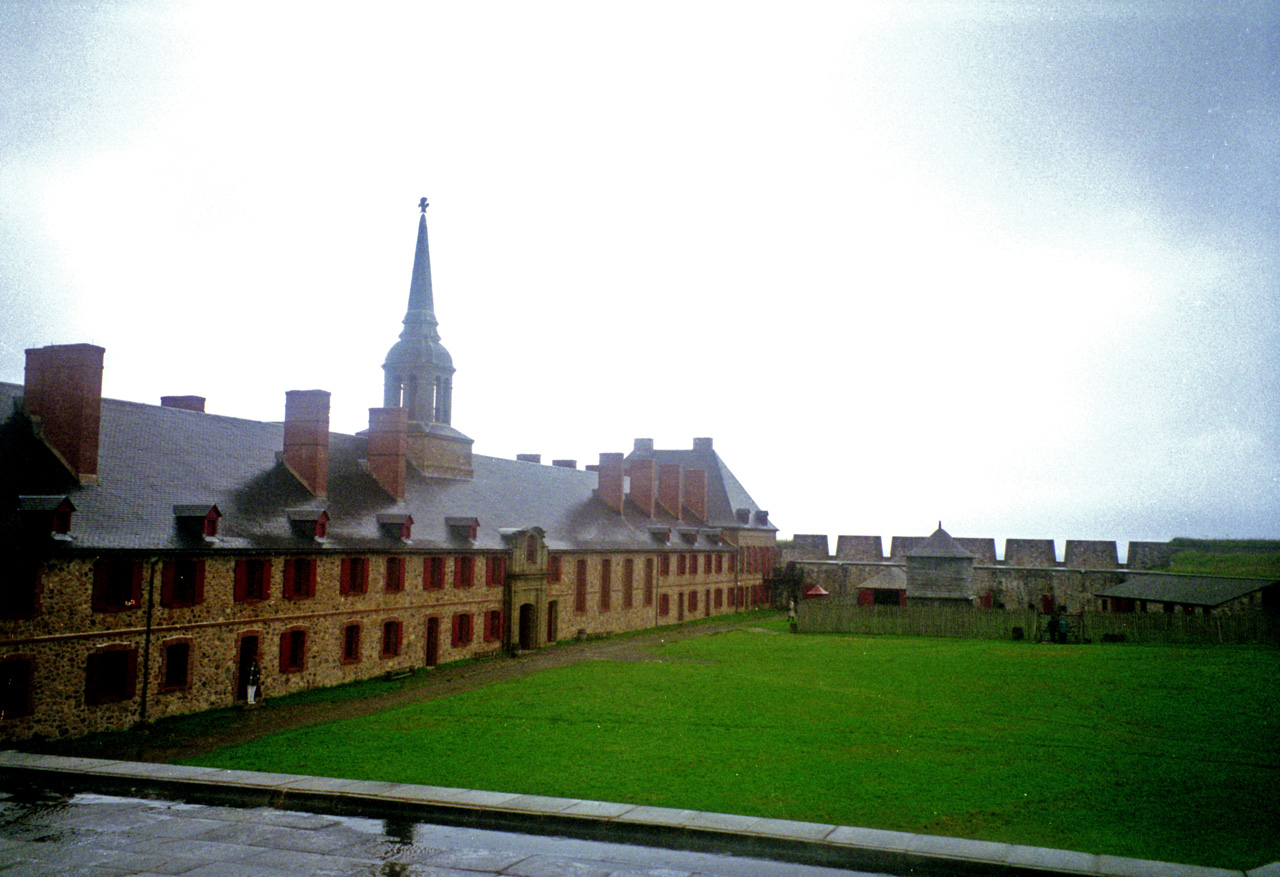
[[1005, 539, 1058, 567], [888, 536, 925, 558], [791, 534, 831, 560], [835, 535, 884, 562], [1127, 541, 1175, 570], [1064, 540, 1119, 569], [956, 538, 997, 564]]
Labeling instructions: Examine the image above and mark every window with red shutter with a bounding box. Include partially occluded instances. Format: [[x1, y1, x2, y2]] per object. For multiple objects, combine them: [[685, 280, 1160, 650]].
[[425, 556, 446, 590], [454, 556, 474, 589], [690, 554, 698, 576], [0, 655, 35, 718], [623, 558, 634, 609], [547, 555, 561, 582], [659, 593, 670, 616], [85, 646, 137, 705], [92, 559, 143, 613], [385, 557, 405, 592], [487, 555, 506, 587], [574, 558, 588, 613], [643, 558, 654, 606], [280, 628, 307, 672], [342, 624, 361, 663], [160, 640, 191, 691], [600, 559, 612, 612], [660, 555, 670, 577], [677, 554, 686, 576], [381, 620, 403, 657]]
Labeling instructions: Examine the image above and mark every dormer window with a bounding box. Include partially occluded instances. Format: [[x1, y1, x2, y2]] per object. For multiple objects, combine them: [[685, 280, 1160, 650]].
[[446, 516, 479, 542], [735, 508, 751, 525], [378, 513, 414, 542], [649, 526, 670, 544], [174, 504, 221, 541], [754, 510, 770, 526], [288, 509, 330, 542], [678, 528, 698, 545], [18, 496, 75, 540]]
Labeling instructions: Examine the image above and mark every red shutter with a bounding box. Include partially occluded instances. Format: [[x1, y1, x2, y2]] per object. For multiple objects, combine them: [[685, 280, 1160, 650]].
[[130, 561, 143, 608], [261, 560, 272, 600], [451, 614, 460, 647], [234, 560, 247, 602], [160, 561, 175, 607], [91, 561, 108, 612], [193, 560, 206, 604], [284, 559, 297, 598], [339, 558, 350, 595], [124, 648, 138, 700]]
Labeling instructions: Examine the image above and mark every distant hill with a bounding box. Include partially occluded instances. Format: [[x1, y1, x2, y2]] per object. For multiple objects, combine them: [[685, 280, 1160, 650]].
[[1164, 538, 1280, 578]]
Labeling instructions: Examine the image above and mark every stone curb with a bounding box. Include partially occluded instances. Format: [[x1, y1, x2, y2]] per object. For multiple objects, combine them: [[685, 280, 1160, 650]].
[[0, 751, 1263, 877]]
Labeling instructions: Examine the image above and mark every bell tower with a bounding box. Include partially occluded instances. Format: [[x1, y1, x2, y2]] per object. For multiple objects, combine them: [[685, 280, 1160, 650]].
[[382, 198, 473, 479]]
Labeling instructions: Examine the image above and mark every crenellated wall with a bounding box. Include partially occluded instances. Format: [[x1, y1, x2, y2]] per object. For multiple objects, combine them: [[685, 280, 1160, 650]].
[[781, 534, 1173, 613]]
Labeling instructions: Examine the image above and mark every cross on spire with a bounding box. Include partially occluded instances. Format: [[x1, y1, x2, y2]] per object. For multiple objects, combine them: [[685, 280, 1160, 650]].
[[419, 197, 429, 214]]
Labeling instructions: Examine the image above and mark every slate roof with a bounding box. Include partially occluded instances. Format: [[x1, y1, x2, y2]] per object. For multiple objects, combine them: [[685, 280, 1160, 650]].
[[1095, 574, 1277, 608], [905, 525, 973, 559], [624, 444, 773, 531], [0, 382, 772, 556]]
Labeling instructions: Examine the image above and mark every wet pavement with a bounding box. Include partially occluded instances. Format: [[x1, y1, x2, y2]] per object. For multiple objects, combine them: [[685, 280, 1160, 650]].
[[0, 787, 878, 877], [0, 753, 1257, 877]]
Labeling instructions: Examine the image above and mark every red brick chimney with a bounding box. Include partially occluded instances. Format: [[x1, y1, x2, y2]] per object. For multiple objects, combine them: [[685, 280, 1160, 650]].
[[683, 468, 707, 521], [367, 407, 407, 500], [161, 395, 206, 412], [23, 344, 105, 484], [596, 452, 625, 513], [628, 458, 656, 517], [657, 463, 683, 519], [283, 390, 330, 497]]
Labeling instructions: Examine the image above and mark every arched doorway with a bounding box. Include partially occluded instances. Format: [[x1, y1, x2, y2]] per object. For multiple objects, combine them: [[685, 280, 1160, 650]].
[[518, 603, 536, 651]]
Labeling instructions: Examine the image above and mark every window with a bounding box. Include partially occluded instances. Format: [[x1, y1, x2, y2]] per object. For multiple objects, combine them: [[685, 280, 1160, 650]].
[[381, 620, 403, 658], [385, 557, 405, 593], [486, 555, 506, 587], [160, 640, 191, 691], [92, 559, 142, 612], [715, 554, 723, 574], [161, 558, 204, 607], [484, 609, 503, 643], [623, 558, 634, 609], [659, 593, 670, 617], [715, 588, 723, 608], [659, 555, 670, 577], [451, 612, 474, 647], [339, 557, 367, 595], [1, 559, 42, 619], [0, 655, 34, 719], [643, 558, 654, 606], [283, 558, 317, 600], [454, 556, 475, 589], [425, 556, 446, 590], [526, 535, 538, 565], [705, 554, 713, 575], [689, 590, 698, 612], [677, 554, 686, 576], [342, 624, 361, 663], [600, 559, 612, 612], [280, 628, 307, 673], [690, 554, 698, 576], [728, 554, 736, 573], [548, 555, 561, 582], [85, 646, 137, 706], [575, 558, 588, 613], [234, 558, 271, 603]]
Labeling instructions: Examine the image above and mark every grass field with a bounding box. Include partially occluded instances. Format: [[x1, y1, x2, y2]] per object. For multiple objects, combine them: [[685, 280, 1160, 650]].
[[185, 620, 1280, 869]]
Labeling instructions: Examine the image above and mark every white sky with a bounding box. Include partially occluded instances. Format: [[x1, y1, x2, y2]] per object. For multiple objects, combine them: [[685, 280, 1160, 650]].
[[2, 1, 1277, 553]]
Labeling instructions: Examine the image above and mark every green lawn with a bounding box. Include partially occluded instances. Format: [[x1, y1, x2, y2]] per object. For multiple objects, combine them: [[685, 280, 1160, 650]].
[[186, 622, 1280, 869]]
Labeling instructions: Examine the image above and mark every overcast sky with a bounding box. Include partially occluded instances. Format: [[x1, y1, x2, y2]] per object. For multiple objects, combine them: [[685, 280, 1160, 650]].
[[2, 2, 1277, 554]]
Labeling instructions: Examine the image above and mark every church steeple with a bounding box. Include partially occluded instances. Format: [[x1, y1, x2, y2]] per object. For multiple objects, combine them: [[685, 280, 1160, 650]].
[[383, 198, 454, 426]]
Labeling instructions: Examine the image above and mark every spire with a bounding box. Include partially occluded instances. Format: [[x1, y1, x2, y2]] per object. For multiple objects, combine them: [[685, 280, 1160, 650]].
[[401, 197, 439, 343], [383, 198, 455, 425]]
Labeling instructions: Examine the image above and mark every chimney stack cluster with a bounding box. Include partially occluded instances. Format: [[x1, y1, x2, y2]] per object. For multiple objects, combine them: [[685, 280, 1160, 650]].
[[593, 438, 711, 522]]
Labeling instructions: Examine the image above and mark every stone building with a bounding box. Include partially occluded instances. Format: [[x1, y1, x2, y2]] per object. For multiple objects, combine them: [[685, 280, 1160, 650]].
[[0, 202, 776, 741]]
